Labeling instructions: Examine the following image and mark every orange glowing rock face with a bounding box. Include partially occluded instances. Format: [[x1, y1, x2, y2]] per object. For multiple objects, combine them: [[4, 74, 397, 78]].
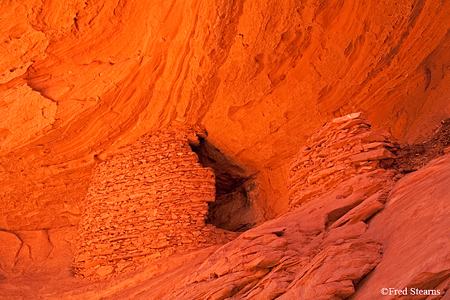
[[1, 0, 450, 298], [2, 0, 450, 232]]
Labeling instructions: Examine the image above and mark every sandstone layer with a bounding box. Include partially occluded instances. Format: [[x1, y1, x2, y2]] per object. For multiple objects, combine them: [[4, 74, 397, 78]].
[[1, 114, 449, 299], [1, 0, 450, 299], [1, 0, 450, 230]]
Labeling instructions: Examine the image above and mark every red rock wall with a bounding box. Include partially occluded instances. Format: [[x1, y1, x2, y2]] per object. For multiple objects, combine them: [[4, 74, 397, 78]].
[[73, 127, 234, 279], [1, 0, 450, 231], [288, 113, 396, 207]]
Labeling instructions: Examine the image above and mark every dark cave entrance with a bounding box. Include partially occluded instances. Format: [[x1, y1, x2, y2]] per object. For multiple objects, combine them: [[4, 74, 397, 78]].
[[189, 138, 260, 232]]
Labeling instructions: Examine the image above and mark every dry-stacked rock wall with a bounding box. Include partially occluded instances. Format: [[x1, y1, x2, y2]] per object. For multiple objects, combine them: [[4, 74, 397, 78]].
[[2, 0, 450, 232], [288, 112, 397, 207], [73, 126, 235, 279]]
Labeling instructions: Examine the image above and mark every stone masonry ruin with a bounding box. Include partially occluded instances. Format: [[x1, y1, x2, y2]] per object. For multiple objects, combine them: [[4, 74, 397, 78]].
[[288, 112, 397, 207], [73, 126, 236, 279]]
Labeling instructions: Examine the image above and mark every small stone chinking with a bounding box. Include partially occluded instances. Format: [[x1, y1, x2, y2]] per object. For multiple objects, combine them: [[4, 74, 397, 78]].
[[73, 125, 236, 279], [288, 112, 397, 207]]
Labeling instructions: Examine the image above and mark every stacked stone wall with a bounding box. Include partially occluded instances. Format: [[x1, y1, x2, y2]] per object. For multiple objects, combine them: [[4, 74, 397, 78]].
[[73, 126, 235, 279], [288, 112, 397, 207]]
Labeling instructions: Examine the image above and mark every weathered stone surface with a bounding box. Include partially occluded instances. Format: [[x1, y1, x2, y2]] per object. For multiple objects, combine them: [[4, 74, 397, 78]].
[[350, 148, 396, 162], [0, 0, 450, 298], [277, 240, 383, 300], [73, 126, 237, 279], [352, 153, 450, 300], [0, 231, 22, 273], [2, 0, 450, 230], [160, 158, 396, 299], [0, 118, 449, 300], [288, 113, 397, 207], [0, 84, 57, 152], [8, 227, 77, 276], [207, 178, 267, 232]]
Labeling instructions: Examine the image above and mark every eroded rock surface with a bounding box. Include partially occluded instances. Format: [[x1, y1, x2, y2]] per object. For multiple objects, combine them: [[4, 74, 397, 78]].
[[1, 0, 450, 298], [352, 152, 450, 300], [288, 112, 396, 207], [160, 167, 393, 299], [0, 231, 22, 274], [2, 0, 450, 230], [0, 115, 449, 299], [155, 114, 398, 299], [0, 227, 77, 283]]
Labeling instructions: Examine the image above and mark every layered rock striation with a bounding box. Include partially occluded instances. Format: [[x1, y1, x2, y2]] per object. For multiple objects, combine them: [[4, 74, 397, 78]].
[[1, 0, 450, 297], [2, 0, 450, 229], [288, 112, 396, 207], [73, 126, 235, 279]]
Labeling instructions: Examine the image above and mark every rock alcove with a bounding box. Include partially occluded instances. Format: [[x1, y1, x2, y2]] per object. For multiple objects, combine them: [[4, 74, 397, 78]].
[[189, 138, 263, 232]]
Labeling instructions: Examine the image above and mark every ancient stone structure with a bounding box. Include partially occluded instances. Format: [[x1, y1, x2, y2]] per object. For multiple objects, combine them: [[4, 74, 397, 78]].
[[288, 112, 397, 207], [73, 126, 235, 279], [3, 0, 450, 232], [2, 0, 450, 297]]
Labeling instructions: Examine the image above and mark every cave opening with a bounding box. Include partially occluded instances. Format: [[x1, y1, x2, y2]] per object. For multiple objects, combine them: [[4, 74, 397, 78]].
[[189, 138, 259, 232]]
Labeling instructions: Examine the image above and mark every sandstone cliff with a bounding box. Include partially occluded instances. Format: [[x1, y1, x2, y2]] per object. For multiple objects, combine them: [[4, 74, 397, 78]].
[[1, 0, 450, 299], [2, 0, 450, 230]]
